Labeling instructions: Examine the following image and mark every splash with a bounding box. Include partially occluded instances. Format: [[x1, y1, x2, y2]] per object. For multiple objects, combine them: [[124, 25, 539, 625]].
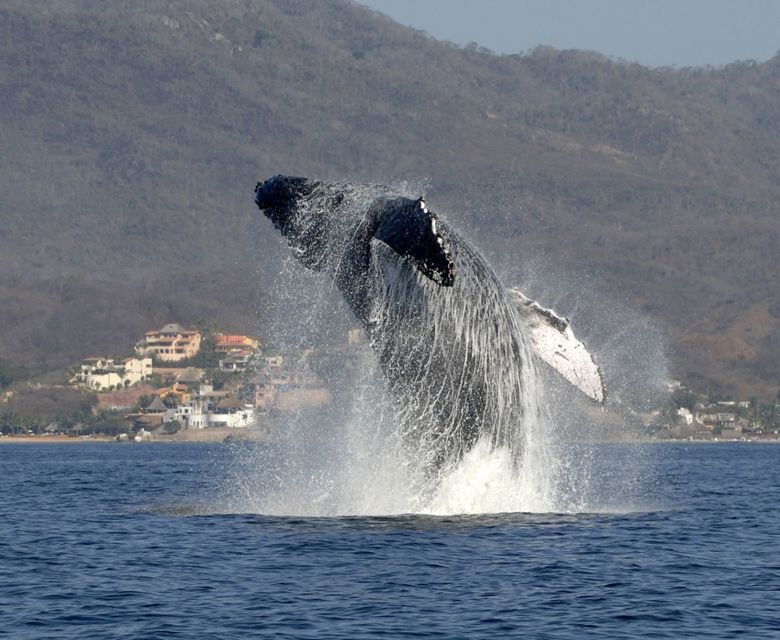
[[226, 180, 663, 516]]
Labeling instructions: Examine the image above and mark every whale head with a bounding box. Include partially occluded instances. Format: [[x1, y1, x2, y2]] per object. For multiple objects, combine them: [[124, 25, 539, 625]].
[[254, 175, 315, 234], [255, 175, 340, 271], [255, 175, 457, 286]]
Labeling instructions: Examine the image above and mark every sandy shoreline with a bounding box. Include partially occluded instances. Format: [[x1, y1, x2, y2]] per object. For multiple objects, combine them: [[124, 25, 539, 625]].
[[0, 435, 116, 444], [2, 432, 775, 445], [0, 428, 269, 444]]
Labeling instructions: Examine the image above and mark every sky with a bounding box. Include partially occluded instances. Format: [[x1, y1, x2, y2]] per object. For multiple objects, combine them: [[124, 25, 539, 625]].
[[358, 0, 780, 68]]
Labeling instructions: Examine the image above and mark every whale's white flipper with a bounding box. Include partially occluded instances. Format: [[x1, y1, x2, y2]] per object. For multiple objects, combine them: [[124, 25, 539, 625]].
[[508, 288, 605, 403]]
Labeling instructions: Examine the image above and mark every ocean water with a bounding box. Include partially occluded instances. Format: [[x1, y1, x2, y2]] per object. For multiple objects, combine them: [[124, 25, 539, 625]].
[[1, 442, 778, 639]]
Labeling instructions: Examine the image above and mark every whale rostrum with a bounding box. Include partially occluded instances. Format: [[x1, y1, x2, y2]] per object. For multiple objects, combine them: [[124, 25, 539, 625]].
[[254, 175, 605, 473]]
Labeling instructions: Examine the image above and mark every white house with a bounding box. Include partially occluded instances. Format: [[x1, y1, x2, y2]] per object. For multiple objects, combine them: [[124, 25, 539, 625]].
[[162, 384, 255, 429], [676, 407, 694, 425], [122, 357, 153, 382], [72, 357, 152, 391]]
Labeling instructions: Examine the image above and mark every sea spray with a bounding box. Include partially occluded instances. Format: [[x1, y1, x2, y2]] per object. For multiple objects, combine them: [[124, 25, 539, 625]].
[[225, 179, 660, 516]]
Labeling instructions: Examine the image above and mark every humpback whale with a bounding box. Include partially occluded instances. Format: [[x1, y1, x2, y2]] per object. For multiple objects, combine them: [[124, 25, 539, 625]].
[[254, 175, 604, 474]]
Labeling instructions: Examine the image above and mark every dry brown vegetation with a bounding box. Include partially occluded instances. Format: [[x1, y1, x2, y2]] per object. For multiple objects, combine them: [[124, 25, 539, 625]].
[[0, 0, 778, 397]]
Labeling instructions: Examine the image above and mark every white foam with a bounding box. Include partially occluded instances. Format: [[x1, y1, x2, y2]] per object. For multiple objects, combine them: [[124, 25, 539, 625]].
[[225, 179, 656, 518], [427, 440, 528, 514]]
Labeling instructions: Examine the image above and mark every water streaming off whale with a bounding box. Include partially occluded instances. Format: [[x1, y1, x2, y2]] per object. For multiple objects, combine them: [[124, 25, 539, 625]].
[[225, 178, 663, 516]]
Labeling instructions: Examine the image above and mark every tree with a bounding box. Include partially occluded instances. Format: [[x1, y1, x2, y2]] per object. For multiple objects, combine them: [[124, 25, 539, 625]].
[[163, 419, 182, 434], [5, 386, 97, 429], [708, 390, 732, 404], [90, 411, 127, 436], [0, 358, 27, 389], [191, 334, 220, 369], [759, 403, 779, 430], [251, 27, 269, 48], [671, 389, 696, 411], [210, 369, 235, 391], [749, 396, 760, 421], [0, 412, 25, 435]]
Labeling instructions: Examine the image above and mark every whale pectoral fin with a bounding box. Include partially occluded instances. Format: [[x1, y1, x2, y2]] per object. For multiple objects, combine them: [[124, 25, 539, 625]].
[[508, 288, 606, 403], [374, 198, 456, 286]]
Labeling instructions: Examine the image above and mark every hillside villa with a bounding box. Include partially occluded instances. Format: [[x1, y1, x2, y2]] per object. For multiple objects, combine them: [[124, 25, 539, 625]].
[[135, 324, 201, 362], [219, 352, 253, 372], [213, 333, 261, 373], [70, 356, 152, 391], [214, 334, 261, 353]]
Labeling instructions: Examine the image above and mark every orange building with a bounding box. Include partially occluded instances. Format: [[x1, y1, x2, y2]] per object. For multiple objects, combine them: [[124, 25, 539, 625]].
[[135, 324, 202, 362], [153, 383, 192, 405], [213, 333, 261, 354]]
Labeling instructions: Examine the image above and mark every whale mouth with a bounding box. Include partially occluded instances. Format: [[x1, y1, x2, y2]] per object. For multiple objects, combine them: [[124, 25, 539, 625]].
[[254, 175, 316, 211], [254, 178, 273, 209], [255, 176, 457, 288], [255, 175, 288, 211], [254, 175, 313, 236]]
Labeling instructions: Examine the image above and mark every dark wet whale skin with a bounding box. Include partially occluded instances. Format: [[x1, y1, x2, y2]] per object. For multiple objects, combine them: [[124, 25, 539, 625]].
[[255, 176, 532, 475]]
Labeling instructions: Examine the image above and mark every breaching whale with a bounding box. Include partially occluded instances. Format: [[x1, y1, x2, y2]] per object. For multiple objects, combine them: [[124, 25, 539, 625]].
[[254, 175, 604, 474]]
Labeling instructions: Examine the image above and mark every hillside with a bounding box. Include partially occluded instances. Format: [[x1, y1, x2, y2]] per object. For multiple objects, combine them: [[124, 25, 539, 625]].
[[0, 0, 778, 397]]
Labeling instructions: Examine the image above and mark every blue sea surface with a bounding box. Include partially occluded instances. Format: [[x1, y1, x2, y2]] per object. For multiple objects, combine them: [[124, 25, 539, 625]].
[[1, 442, 778, 639]]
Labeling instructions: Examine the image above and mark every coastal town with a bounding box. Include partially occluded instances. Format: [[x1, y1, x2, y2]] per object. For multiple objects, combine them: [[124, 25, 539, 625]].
[[0, 322, 351, 442], [1, 322, 778, 443], [646, 380, 780, 442]]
